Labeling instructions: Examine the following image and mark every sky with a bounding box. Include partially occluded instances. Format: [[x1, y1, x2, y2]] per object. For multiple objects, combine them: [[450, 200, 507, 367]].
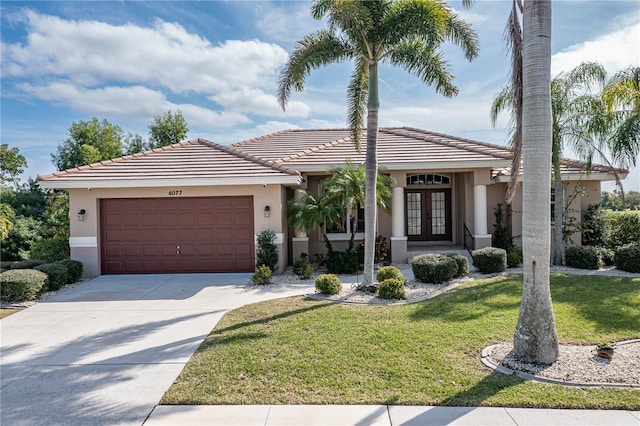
[[1, 0, 639, 191]]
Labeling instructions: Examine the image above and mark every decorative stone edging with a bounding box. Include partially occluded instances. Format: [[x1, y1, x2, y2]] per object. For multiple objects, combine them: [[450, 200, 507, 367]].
[[481, 339, 640, 388]]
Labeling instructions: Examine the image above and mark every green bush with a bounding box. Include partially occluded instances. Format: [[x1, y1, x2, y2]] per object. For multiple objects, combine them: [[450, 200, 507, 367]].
[[293, 258, 313, 279], [472, 247, 507, 274], [582, 204, 606, 246], [315, 274, 342, 295], [10, 259, 45, 270], [376, 265, 405, 283], [0, 269, 47, 302], [565, 246, 602, 270], [34, 263, 68, 291], [506, 247, 523, 268], [256, 230, 278, 272], [411, 254, 458, 284], [614, 244, 640, 273], [251, 264, 273, 285], [604, 211, 640, 249], [326, 250, 359, 274], [30, 236, 69, 262], [595, 247, 615, 266], [378, 278, 405, 300], [446, 254, 469, 278], [57, 259, 83, 283]]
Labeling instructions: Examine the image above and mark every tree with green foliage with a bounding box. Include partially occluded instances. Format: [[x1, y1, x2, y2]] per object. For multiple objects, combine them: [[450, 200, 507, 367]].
[[288, 192, 343, 253], [278, 0, 478, 286], [52, 118, 124, 171], [148, 110, 189, 148], [1, 144, 27, 190], [323, 161, 392, 250]]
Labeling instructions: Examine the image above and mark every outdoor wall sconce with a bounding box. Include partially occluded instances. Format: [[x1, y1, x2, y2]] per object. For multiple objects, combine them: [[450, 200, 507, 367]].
[[78, 209, 86, 221], [264, 205, 271, 218]]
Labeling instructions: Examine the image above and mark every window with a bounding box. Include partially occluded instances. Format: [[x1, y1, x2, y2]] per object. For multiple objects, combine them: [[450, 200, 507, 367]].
[[406, 173, 450, 185]]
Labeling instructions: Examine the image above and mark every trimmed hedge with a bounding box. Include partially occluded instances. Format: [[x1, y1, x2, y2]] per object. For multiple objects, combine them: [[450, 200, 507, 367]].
[[378, 278, 405, 300], [472, 247, 507, 274], [293, 259, 313, 279], [605, 211, 640, 249], [411, 254, 458, 284], [595, 247, 615, 266], [506, 247, 523, 268], [315, 274, 342, 295], [34, 263, 68, 291], [29, 236, 70, 262], [614, 244, 640, 273], [565, 246, 602, 270], [10, 259, 45, 270], [376, 266, 405, 283], [58, 259, 83, 283], [0, 269, 47, 302], [447, 254, 469, 278]]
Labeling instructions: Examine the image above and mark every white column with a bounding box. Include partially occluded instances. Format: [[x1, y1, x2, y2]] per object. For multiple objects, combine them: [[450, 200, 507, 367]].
[[473, 184, 488, 235], [391, 186, 405, 237]]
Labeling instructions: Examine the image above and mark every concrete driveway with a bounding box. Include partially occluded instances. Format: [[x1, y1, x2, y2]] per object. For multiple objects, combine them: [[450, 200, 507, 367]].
[[1, 274, 314, 426]]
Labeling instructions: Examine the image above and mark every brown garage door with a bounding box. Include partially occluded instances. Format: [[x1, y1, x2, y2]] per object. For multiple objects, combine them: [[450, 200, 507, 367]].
[[100, 196, 254, 274]]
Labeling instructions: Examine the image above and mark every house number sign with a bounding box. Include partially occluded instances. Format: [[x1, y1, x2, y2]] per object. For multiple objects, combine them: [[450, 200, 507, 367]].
[[168, 190, 183, 196]]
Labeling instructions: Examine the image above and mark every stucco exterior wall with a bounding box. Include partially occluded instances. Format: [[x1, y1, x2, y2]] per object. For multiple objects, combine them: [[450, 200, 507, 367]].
[[69, 184, 288, 277]]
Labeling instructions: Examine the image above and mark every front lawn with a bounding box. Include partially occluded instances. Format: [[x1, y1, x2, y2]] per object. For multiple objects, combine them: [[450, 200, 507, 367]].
[[162, 274, 640, 409], [0, 308, 21, 319]]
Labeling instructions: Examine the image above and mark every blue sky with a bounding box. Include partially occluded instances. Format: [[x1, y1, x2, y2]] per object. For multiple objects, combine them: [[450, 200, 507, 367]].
[[2, 0, 639, 191]]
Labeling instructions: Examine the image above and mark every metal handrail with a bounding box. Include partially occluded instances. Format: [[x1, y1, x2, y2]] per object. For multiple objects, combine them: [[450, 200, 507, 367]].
[[463, 223, 474, 256]]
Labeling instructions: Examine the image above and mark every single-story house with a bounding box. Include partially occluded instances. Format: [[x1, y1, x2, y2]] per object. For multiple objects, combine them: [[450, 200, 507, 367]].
[[37, 127, 626, 277]]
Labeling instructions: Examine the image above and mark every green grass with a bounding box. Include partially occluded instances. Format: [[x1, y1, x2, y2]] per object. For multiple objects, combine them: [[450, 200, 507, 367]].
[[0, 308, 21, 319], [162, 274, 640, 409]]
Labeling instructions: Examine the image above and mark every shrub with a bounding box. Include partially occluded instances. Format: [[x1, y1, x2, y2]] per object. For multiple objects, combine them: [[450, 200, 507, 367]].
[[326, 250, 359, 274], [315, 274, 342, 295], [604, 211, 640, 249], [256, 230, 278, 272], [378, 278, 405, 300], [595, 247, 615, 266], [472, 247, 507, 274], [251, 264, 272, 285], [0, 269, 47, 302], [411, 254, 458, 284], [34, 263, 68, 291], [506, 247, 523, 268], [10, 259, 45, 270], [30, 236, 69, 262], [357, 235, 389, 263], [565, 246, 602, 270], [376, 265, 404, 283], [582, 204, 606, 246], [446, 254, 469, 278], [57, 259, 83, 283], [293, 258, 313, 279], [614, 244, 640, 273]]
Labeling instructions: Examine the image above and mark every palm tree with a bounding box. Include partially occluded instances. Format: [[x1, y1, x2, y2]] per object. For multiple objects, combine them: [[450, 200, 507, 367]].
[[323, 160, 392, 250], [513, 0, 559, 364], [287, 192, 343, 253], [492, 62, 608, 264], [278, 0, 478, 286]]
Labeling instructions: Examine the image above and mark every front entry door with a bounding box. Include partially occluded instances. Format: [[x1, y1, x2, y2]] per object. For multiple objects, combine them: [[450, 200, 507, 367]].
[[406, 189, 451, 241]]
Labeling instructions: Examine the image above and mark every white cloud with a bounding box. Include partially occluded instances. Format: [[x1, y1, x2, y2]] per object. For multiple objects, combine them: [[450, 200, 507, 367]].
[[210, 87, 311, 118], [254, 2, 324, 44], [552, 22, 640, 76], [17, 82, 250, 127]]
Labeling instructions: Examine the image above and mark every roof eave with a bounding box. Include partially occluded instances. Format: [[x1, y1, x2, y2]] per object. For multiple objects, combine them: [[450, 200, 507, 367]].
[[37, 175, 304, 189], [493, 171, 627, 184], [287, 160, 513, 173]]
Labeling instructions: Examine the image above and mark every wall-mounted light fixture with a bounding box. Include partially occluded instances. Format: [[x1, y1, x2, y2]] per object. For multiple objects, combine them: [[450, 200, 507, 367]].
[[78, 209, 86, 221], [264, 205, 271, 218]]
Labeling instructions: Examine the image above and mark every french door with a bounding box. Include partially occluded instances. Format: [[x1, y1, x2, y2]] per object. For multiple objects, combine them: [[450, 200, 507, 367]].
[[406, 189, 451, 241]]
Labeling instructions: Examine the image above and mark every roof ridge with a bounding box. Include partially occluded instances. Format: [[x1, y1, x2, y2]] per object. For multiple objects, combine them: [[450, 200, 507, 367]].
[[230, 129, 294, 148], [37, 139, 202, 179], [382, 127, 513, 160], [276, 135, 356, 164], [199, 139, 301, 176]]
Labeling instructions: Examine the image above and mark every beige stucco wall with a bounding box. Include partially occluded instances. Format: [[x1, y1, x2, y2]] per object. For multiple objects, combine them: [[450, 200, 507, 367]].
[[69, 184, 288, 277]]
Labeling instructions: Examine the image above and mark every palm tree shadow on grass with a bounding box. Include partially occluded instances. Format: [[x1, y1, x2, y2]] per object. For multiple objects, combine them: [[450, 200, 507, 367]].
[[440, 372, 525, 407]]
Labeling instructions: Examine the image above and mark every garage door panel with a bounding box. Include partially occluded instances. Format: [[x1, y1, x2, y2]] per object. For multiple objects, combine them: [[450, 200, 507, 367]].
[[101, 196, 254, 274]]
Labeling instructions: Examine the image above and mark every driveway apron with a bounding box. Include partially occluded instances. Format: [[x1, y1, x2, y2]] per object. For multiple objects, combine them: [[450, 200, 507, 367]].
[[0, 274, 314, 426]]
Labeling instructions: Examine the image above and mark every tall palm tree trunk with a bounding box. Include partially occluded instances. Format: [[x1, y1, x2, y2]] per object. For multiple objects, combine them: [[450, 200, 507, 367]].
[[513, 0, 559, 364], [362, 61, 380, 287], [552, 140, 564, 265]]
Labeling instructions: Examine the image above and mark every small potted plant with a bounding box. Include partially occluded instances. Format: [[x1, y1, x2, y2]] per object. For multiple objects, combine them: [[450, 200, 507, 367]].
[[596, 342, 614, 359]]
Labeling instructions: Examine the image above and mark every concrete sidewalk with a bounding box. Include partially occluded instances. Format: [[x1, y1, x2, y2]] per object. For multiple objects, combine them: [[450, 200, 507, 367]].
[[145, 404, 640, 425]]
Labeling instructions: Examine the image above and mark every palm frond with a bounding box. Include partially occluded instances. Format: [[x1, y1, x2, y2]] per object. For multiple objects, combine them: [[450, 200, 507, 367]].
[[346, 56, 368, 150], [504, 0, 522, 204], [278, 30, 353, 110], [489, 86, 513, 127]]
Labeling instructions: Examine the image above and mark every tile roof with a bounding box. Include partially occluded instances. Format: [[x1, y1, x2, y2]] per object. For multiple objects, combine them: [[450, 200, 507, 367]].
[[37, 139, 301, 187]]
